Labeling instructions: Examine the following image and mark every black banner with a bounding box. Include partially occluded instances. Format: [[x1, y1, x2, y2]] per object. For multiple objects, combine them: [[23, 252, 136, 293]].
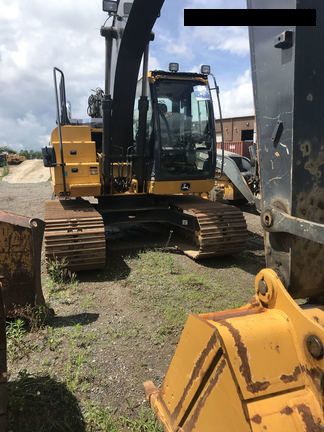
[[184, 9, 317, 26]]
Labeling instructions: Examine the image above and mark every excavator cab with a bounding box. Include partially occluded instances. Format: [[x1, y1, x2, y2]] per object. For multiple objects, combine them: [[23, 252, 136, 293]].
[[142, 71, 215, 183]]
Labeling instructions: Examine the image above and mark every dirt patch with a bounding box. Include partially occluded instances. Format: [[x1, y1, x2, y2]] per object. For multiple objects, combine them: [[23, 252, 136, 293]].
[[0, 181, 51, 219], [3, 160, 50, 184], [2, 182, 265, 431]]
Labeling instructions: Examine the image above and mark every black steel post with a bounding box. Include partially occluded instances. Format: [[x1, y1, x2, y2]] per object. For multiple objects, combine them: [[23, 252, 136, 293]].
[[135, 44, 150, 192], [101, 26, 115, 194]]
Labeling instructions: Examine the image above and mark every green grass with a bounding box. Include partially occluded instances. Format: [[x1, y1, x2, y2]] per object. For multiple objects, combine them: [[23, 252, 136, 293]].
[[7, 309, 164, 431], [125, 250, 249, 343], [120, 408, 163, 432], [45, 326, 64, 352], [80, 294, 96, 311], [84, 404, 119, 432], [7, 249, 254, 431], [8, 369, 163, 432], [0, 165, 9, 181], [6, 319, 27, 362], [47, 257, 78, 287]]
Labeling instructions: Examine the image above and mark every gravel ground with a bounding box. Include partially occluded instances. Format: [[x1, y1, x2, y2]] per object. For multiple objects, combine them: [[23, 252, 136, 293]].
[[0, 181, 51, 218], [1, 180, 265, 430]]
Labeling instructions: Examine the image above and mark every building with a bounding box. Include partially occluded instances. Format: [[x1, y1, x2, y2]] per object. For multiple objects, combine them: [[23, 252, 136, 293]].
[[215, 115, 256, 143]]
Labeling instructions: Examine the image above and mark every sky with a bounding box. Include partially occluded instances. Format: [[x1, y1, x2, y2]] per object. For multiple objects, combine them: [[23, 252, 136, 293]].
[[0, 0, 253, 151]]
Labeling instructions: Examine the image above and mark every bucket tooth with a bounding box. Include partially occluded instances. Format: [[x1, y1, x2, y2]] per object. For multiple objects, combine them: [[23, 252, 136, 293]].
[[146, 271, 324, 431]]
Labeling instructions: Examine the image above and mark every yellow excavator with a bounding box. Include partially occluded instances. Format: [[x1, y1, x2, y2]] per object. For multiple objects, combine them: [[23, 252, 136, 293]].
[[42, 0, 247, 272], [144, 1, 324, 430]]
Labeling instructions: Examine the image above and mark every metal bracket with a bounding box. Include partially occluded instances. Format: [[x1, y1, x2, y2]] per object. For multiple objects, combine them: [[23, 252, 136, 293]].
[[261, 207, 324, 245], [274, 30, 293, 49]]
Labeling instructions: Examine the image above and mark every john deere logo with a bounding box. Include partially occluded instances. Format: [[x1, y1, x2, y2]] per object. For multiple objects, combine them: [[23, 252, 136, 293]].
[[181, 183, 191, 191]]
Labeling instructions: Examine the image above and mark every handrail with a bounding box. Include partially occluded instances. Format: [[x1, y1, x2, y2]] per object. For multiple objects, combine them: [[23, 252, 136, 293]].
[[53, 67, 67, 196], [210, 73, 225, 179]]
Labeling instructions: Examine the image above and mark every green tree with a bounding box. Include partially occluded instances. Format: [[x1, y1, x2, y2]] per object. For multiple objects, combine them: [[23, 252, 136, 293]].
[[0, 146, 15, 154]]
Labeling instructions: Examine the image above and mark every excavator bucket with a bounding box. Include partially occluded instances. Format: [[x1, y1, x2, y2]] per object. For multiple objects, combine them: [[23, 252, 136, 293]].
[[0, 211, 46, 316], [145, 269, 324, 431]]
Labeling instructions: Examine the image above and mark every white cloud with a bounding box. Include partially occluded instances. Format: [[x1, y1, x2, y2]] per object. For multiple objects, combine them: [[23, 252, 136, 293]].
[[0, 0, 105, 150], [185, 0, 245, 8], [157, 0, 248, 61], [158, 33, 194, 60], [157, 25, 249, 61], [0, 112, 50, 151], [0, 0, 249, 151], [193, 26, 249, 56], [215, 69, 254, 119], [148, 55, 161, 71]]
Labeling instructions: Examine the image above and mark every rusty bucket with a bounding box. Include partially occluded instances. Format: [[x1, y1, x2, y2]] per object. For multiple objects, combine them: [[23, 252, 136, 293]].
[[0, 211, 46, 315]]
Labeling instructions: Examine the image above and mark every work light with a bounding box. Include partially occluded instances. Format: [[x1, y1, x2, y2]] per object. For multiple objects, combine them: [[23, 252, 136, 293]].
[[169, 63, 179, 73], [201, 65, 211, 75], [103, 0, 118, 13]]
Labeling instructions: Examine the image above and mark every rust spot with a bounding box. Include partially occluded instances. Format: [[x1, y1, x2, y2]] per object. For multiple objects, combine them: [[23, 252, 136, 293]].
[[270, 342, 280, 353], [220, 321, 270, 394], [247, 381, 270, 393], [249, 296, 261, 308], [306, 367, 323, 392], [280, 366, 302, 383], [182, 359, 226, 432], [296, 404, 324, 432], [251, 414, 262, 424], [0, 215, 45, 314], [170, 333, 218, 422], [281, 406, 293, 416]]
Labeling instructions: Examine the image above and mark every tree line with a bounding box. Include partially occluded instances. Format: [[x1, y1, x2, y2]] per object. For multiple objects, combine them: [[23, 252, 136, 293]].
[[0, 146, 42, 159]]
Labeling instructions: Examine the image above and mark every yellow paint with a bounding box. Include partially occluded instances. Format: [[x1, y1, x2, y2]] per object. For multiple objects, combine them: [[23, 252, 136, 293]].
[[248, 389, 323, 432], [146, 269, 324, 431], [49, 124, 214, 198], [147, 180, 214, 195], [51, 125, 101, 197], [216, 178, 241, 201]]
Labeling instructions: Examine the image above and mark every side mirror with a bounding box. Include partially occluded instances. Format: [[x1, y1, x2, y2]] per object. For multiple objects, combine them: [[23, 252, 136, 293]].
[[42, 147, 57, 168]]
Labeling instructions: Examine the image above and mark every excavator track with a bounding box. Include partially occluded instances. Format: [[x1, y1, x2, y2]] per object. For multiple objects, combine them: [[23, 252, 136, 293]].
[[44, 200, 106, 272], [172, 197, 248, 259]]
